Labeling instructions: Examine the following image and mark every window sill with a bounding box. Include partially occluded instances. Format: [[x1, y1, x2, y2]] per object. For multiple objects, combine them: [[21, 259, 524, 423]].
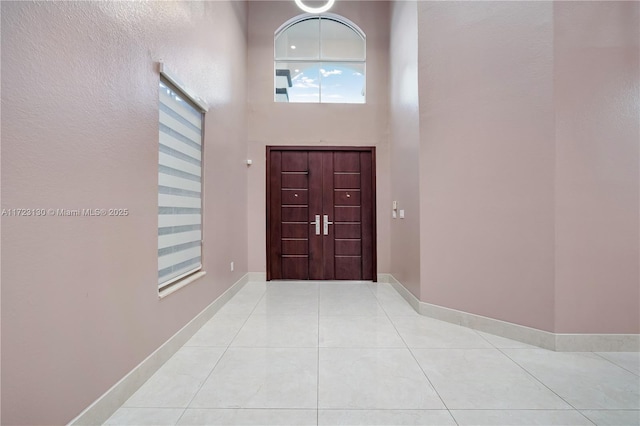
[[158, 271, 206, 299]]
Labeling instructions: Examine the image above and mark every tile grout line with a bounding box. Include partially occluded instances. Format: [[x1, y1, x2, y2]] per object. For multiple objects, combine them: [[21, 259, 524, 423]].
[[494, 348, 598, 426], [377, 283, 599, 424], [173, 283, 269, 425], [120, 405, 614, 411], [592, 352, 640, 377], [470, 328, 598, 424], [473, 328, 500, 347], [370, 282, 458, 426], [373, 284, 598, 426]]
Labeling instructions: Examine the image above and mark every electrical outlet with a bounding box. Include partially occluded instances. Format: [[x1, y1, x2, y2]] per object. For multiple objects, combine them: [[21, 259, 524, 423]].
[[230, 261, 234, 272]]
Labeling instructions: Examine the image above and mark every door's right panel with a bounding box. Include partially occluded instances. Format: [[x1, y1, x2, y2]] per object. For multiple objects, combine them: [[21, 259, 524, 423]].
[[332, 152, 365, 280]]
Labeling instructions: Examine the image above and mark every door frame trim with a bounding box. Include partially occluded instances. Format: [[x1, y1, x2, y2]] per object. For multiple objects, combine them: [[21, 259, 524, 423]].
[[266, 146, 377, 281]]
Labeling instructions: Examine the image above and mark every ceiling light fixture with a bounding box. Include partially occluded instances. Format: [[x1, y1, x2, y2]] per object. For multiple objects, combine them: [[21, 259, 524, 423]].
[[294, 0, 335, 14]]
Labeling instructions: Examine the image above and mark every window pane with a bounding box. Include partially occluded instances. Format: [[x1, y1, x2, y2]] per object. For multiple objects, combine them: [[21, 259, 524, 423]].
[[320, 63, 365, 104], [274, 16, 366, 104], [320, 18, 365, 60], [275, 62, 320, 103], [275, 18, 319, 60]]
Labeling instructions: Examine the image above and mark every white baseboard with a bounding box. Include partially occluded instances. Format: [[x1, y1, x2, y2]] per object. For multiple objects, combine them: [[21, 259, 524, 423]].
[[68, 273, 251, 426], [554, 334, 640, 352], [377, 273, 391, 283], [385, 274, 639, 352], [248, 272, 267, 281]]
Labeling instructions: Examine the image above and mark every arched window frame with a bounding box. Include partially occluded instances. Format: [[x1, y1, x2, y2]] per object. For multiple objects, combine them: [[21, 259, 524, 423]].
[[274, 13, 366, 104]]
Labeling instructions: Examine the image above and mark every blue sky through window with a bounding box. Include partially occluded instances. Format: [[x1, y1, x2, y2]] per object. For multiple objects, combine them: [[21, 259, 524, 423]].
[[288, 63, 365, 104]]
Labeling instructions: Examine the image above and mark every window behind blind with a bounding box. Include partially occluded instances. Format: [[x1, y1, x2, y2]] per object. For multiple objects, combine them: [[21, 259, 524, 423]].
[[158, 79, 204, 289]]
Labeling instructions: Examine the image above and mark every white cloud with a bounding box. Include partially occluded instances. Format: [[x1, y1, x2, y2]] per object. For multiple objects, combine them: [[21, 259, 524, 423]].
[[352, 72, 363, 76], [293, 76, 319, 89], [320, 68, 343, 78]]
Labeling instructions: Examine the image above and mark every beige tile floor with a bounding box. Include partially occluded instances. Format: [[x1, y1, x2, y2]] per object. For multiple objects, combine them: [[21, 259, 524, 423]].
[[105, 281, 640, 426]]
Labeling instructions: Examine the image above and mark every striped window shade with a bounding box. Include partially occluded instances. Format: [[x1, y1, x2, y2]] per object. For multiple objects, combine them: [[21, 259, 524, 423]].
[[158, 79, 204, 289]]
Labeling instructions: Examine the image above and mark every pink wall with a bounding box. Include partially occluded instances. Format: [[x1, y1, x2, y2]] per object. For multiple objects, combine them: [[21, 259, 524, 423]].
[[1, 2, 248, 424], [554, 1, 639, 334], [388, 0, 639, 334], [389, 0, 421, 298], [416, 1, 557, 331], [246, 0, 391, 275]]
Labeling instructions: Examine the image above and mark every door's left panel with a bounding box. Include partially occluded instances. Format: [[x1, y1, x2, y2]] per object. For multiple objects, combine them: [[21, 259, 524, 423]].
[[268, 150, 311, 279]]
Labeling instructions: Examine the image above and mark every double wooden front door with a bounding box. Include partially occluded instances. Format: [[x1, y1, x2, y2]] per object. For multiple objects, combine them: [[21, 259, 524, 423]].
[[267, 147, 376, 281]]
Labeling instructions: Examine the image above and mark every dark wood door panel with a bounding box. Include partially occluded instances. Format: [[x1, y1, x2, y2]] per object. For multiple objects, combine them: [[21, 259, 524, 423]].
[[334, 190, 360, 205], [281, 189, 308, 205], [267, 150, 283, 280], [334, 223, 361, 239], [334, 173, 360, 189], [282, 223, 308, 238], [282, 239, 308, 255], [282, 206, 308, 222], [267, 147, 376, 281], [282, 256, 308, 279], [334, 152, 361, 172], [360, 151, 375, 280], [335, 239, 362, 256], [308, 151, 324, 280], [322, 152, 335, 279], [335, 256, 363, 280], [281, 151, 308, 171], [334, 206, 361, 222], [281, 173, 309, 188]]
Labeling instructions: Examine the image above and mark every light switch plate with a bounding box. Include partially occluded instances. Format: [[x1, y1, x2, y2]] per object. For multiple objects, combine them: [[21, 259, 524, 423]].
[[399, 209, 405, 219]]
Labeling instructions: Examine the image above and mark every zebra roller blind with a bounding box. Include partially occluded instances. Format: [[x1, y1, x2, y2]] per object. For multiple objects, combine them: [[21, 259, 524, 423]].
[[158, 79, 204, 289]]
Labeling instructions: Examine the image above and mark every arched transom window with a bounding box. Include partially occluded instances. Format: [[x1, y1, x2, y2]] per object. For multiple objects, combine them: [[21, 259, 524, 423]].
[[275, 14, 366, 104]]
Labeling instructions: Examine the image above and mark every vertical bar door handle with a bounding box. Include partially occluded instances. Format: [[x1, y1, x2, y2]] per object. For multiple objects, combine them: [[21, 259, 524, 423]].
[[310, 214, 321, 235], [323, 214, 333, 235]]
